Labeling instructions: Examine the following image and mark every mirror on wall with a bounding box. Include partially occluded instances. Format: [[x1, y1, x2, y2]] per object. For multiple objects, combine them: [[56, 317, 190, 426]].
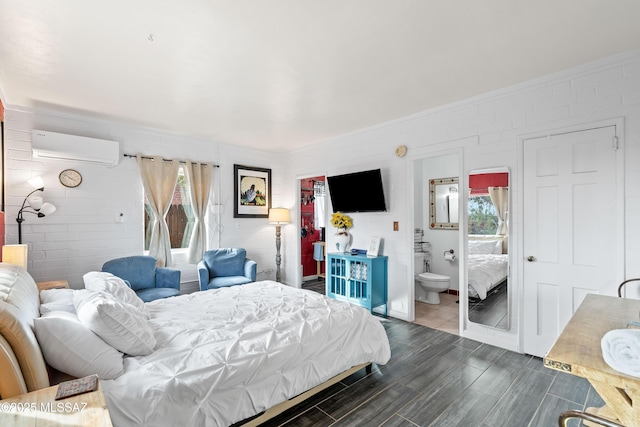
[[429, 177, 459, 229], [466, 168, 509, 329]]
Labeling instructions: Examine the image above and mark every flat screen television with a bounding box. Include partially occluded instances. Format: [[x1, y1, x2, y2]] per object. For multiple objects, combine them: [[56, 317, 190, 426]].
[[326, 169, 387, 213]]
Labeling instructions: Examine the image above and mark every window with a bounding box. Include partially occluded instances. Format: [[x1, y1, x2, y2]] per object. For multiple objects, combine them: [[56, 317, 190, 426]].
[[144, 165, 194, 250], [468, 195, 498, 235]]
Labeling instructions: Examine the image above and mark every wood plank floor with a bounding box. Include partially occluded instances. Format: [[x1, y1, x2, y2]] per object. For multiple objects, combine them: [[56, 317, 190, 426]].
[[249, 280, 604, 426], [468, 281, 508, 329]]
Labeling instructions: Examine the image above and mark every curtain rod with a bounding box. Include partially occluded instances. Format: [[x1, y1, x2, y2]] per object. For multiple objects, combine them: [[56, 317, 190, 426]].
[[123, 153, 219, 167]]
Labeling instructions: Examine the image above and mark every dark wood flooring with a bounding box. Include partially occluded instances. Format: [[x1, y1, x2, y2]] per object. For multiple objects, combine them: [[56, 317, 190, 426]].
[[248, 279, 602, 426], [301, 278, 326, 294], [468, 281, 508, 329]]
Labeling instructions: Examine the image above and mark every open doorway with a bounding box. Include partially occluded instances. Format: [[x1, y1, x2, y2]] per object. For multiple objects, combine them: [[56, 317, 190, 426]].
[[412, 153, 460, 335], [299, 176, 326, 293]]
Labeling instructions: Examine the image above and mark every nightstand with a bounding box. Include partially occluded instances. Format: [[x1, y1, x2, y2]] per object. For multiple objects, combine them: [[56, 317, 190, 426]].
[[0, 383, 113, 426], [36, 280, 69, 291]]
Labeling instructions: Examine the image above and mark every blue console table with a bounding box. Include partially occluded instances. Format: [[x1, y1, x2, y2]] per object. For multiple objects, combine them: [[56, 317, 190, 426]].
[[326, 253, 388, 316]]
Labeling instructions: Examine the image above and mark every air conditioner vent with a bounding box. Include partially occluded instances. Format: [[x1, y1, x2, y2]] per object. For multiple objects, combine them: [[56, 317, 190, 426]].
[[32, 130, 120, 167]]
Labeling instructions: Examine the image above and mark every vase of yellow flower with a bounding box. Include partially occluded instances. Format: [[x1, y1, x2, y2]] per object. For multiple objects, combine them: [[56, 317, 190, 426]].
[[331, 212, 353, 253]]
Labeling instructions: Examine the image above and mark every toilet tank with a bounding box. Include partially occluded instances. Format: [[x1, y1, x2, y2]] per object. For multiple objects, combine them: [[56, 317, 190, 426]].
[[414, 253, 426, 274]]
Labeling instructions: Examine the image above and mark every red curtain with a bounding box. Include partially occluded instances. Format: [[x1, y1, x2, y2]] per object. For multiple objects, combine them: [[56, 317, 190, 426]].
[[469, 173, 508, 195]]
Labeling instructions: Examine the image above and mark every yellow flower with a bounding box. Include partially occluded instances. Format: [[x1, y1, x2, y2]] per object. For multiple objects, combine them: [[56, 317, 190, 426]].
[[331, 212, 353, 229]]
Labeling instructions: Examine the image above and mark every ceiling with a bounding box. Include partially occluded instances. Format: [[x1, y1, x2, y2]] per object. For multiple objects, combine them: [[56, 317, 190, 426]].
[[1, 1, 640, 152]]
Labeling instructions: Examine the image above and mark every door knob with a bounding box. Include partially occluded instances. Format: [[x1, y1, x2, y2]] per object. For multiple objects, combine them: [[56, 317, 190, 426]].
[[527, 256, 536, 262]]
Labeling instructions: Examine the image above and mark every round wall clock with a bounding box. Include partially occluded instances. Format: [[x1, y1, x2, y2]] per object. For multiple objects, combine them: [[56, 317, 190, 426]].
[[395, 145, 408, 158], [59, 169, 82, 188]]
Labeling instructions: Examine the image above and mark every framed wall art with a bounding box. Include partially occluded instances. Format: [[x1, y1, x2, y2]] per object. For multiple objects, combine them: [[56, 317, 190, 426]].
[[367, 236, 381, 257], [234, 164, 271, 218]]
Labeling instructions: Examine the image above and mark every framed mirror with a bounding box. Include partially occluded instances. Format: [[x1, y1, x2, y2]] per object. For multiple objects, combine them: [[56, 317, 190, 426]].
[[429, 177, 459, 229], [467, 168, 509, 329]]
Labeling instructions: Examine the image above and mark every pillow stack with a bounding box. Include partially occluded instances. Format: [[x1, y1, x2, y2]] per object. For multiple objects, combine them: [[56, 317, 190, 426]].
[[74, 289, 156, 356], [34, 272, 155, 381], [39, 288, 76, 314], [34, 310, 125, 379], [468, 239, 503, 255], [82, 272, 147, 314]]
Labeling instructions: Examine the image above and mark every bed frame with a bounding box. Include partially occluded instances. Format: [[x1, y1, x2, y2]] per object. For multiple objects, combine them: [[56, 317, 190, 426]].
[[238, 362, 370, 426], [0, 264, 373, 426]]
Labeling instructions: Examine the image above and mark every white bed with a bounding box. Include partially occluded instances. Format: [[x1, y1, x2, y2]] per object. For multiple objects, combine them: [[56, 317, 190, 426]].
[[0, 265, 391, 427], [467, 237, 508, 300], [467, 253, 508, 300]]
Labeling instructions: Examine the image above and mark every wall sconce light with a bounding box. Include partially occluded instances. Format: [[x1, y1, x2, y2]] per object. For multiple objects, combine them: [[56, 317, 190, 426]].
[[16, 176, 56, 244], [268, 207, 290, 282]]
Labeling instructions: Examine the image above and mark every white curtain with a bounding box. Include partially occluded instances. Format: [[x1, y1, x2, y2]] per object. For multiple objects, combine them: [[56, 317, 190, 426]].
[[136, 155, 180, 267], [185, 161, 213, 264], [488, 186, 509, 236]]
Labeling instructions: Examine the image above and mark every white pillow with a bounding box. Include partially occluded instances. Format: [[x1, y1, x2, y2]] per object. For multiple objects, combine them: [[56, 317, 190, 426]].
[[40, 288, 76, 315], [34, 311, 124, 380], [468, 240, 500, 254], [83, 271, 146, 313], [74, 290, 156, 356], [493, 240, 504, 254]]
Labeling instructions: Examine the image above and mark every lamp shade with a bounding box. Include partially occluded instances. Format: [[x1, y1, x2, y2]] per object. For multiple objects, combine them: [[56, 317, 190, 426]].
[[268, 208, 290, 225], [28, 195, 44, 210], [2, 244, 28, 269], [39, 202, 57, 216], [28, 176, 44, 189]]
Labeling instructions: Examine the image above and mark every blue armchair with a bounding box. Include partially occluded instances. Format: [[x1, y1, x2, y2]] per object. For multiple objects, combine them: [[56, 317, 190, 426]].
[[102, 256, 181, 302], [198, 248, 257, 291]]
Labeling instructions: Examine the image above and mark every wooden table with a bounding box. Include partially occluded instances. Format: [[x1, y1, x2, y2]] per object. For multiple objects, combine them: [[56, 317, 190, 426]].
[[36, 280, 69, 291], [0, 383, 113, 426], [544, 294, 640, 426]]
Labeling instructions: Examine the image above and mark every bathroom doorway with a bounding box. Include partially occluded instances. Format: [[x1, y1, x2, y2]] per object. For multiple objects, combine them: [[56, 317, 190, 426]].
[[299, 176, 326, 290], [412, 153, 460, 335]]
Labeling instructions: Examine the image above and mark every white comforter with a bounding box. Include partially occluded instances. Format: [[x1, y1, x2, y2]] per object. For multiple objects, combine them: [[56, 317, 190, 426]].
[[468, 254, 508, 300], [100, 281, 391, 427]]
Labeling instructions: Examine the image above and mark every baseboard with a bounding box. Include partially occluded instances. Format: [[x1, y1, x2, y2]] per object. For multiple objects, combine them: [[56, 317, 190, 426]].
[[446, 289, 459, 296]]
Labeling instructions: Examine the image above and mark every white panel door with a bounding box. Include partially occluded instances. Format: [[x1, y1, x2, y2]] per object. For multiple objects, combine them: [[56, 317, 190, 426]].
[[523, 126, 618, 357]]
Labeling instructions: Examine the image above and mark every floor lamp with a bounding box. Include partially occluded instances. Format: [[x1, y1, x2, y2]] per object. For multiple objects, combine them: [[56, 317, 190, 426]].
[[268, 208, 290, 282], [16, 176, 56, 244]]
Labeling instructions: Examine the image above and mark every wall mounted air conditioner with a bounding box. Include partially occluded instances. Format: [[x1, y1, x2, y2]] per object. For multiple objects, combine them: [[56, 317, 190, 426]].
[[32, 130, 120, 167]]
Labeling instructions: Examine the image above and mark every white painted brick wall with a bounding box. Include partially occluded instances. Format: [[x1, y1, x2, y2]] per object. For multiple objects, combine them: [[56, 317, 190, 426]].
[[4, 109, 279, 288]]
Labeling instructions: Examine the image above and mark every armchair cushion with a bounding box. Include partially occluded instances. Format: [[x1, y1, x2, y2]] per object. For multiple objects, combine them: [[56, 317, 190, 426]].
[[102, 256, 156, 292], [208, 275, 253, 289], [198, 248, 257, 291], [101, 256, 181, 302], [137, 287, 182, 302], [203, 248, 247, 277]]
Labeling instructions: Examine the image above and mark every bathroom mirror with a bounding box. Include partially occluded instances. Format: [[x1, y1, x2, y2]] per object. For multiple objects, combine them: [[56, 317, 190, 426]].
[[466, 168, 509, 329], [429, 177, 459, 229]]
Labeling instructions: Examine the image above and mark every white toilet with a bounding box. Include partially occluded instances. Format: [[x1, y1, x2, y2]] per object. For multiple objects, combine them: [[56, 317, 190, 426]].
[[414, 252, 450, 304]]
